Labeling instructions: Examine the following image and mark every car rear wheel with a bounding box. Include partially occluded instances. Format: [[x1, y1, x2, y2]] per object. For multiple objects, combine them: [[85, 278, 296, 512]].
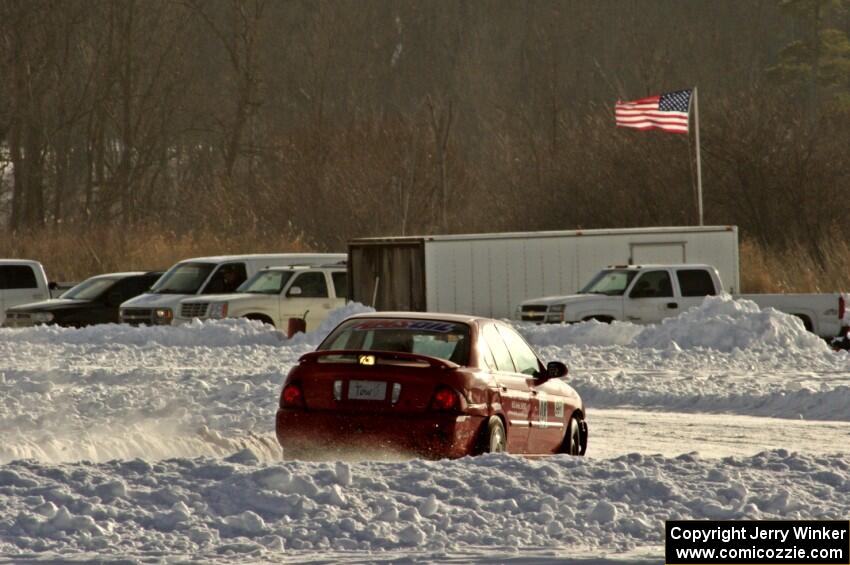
[[479, 416, 507, 454], [561, 416, 583, 456]]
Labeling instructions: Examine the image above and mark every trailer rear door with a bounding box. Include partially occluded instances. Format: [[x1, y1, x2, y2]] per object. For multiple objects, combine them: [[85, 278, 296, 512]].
[[348, 241, 426, 311]]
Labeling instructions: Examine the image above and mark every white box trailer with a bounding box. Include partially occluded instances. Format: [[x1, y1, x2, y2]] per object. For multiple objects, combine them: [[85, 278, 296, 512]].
[[348, 226, 739, 318]]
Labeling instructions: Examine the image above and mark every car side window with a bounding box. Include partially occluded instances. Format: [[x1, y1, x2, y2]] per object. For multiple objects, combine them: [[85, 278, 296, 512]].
[[119, 277, 153, 300], [676, 269, 716, 297], [483, 325, 516, 372], [497, 324, 541, 376], [141, 275, 161, 293], [478, 337, 498, 371], [331, 272, 347, 299], [104, 278, 131, 302], [0, 265, 37, 289], [203, 263, 248, 294], [289, 272, 328, 298], [629, 270, 673, 299]]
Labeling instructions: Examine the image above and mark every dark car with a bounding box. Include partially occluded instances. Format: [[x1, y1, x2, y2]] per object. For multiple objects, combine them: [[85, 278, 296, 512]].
[[3, 271, 162, 328], [276, 312, 588, 460]]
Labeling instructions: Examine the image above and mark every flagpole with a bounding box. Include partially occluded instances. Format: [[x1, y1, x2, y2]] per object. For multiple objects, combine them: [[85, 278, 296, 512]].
[[693, 86, 703, 226]]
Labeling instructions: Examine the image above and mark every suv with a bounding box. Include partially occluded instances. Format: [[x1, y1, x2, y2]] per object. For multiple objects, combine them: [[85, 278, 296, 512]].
[[176, 263, 347, 331], [119, 253, 345, 325], [4, 271, 162, 328]]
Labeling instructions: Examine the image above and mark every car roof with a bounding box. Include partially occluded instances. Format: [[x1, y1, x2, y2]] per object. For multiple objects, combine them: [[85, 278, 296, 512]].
[[77, 271, 162, 282], [178, 253, 345, 263], [84, 271, 148, 280], [605, 263, 715, 270], [343, 311, 486, 325], [0, 259, 42, 266], [263, 264, 345, 272]]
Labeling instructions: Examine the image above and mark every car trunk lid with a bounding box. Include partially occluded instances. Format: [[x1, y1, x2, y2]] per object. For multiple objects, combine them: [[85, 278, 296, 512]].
[[295, 350, 460, 414]]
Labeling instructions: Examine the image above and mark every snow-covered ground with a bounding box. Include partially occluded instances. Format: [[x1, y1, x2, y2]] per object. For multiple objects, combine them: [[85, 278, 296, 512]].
[[1, 295, 848, 563]]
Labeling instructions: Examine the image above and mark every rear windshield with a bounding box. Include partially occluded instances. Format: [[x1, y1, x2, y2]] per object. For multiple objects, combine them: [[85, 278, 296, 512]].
[[150, 262, 215, 294], [62, 277, 117, 300], [319, 318, 471, 366]]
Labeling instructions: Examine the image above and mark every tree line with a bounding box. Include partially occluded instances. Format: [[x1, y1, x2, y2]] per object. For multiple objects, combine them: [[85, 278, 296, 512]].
[[1, 0, 848, 263]]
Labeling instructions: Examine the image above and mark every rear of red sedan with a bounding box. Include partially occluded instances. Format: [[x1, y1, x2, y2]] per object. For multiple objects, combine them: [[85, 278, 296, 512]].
[[276, 315, 491, 459]]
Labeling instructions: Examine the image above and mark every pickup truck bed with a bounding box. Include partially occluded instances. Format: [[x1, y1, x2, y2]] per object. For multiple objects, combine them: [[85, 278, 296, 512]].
[[738, 293, 843, 337]]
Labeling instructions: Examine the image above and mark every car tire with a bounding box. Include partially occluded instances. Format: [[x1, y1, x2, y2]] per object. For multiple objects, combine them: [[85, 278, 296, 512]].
[[478, 416, 507, 454], [561, 416, 584, 456], [244, 314, 275, 328]]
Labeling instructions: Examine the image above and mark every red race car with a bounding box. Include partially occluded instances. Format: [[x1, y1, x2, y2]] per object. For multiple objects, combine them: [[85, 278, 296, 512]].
[[276, 313, 587, 459]]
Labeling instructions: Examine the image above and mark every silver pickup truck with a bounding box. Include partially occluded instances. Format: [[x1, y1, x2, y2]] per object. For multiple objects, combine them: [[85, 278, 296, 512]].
[[518, 263, 845, 339]]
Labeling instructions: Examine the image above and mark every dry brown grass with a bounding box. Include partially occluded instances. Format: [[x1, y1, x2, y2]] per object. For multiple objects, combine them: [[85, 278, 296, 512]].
[[4, 226, 850, 293], [0, 225, 311, 282], [740, 236, 850, 293]]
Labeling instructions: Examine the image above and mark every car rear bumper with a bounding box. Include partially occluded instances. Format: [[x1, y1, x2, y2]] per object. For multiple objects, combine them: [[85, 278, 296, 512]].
[[276, 409, 484, 459]]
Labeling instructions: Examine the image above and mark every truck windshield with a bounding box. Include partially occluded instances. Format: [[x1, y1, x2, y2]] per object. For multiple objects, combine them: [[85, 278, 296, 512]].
[[61, 277, 118, 300], [579, 269, 638, 296], [238, 270, 295, 294], [319, 319, 471, 366], [150, 262, 215, 294]]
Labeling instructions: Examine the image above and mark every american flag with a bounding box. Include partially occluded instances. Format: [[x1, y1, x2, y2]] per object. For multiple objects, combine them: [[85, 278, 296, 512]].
[[615, 89, 692, 134]]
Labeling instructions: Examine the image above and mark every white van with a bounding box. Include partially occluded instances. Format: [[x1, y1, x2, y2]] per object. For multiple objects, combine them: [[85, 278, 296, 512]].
[[119, 253, 345, 325], [1, 260, 51, 326]]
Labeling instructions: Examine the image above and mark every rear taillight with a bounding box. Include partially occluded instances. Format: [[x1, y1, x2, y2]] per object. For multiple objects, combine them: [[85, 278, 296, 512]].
[[430, 387, 460, 412], [281, 383, 305, 408], [840, 295, 845, 320]]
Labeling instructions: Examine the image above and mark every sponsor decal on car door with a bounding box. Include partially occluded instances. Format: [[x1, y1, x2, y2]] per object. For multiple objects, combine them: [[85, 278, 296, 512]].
[[482, 325, 530, 451], [528, 383, 569, 454], [494, 323, 568, 454]]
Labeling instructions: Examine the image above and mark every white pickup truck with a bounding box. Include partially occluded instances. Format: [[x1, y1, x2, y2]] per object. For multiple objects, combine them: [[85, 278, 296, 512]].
[[518, 264, 845, 339], [176, 264, 347, 331], [120, 253, 345, 325], [1, 260, 53, 326]]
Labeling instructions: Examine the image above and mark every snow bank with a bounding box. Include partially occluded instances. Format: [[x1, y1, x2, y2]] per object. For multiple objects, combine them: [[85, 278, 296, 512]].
[[517, 296, 850, 421], [634, 295, 828, 352], [0, 318, 285, 347], [1, 450, 848, 562], [521, 295, 829, 353]]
